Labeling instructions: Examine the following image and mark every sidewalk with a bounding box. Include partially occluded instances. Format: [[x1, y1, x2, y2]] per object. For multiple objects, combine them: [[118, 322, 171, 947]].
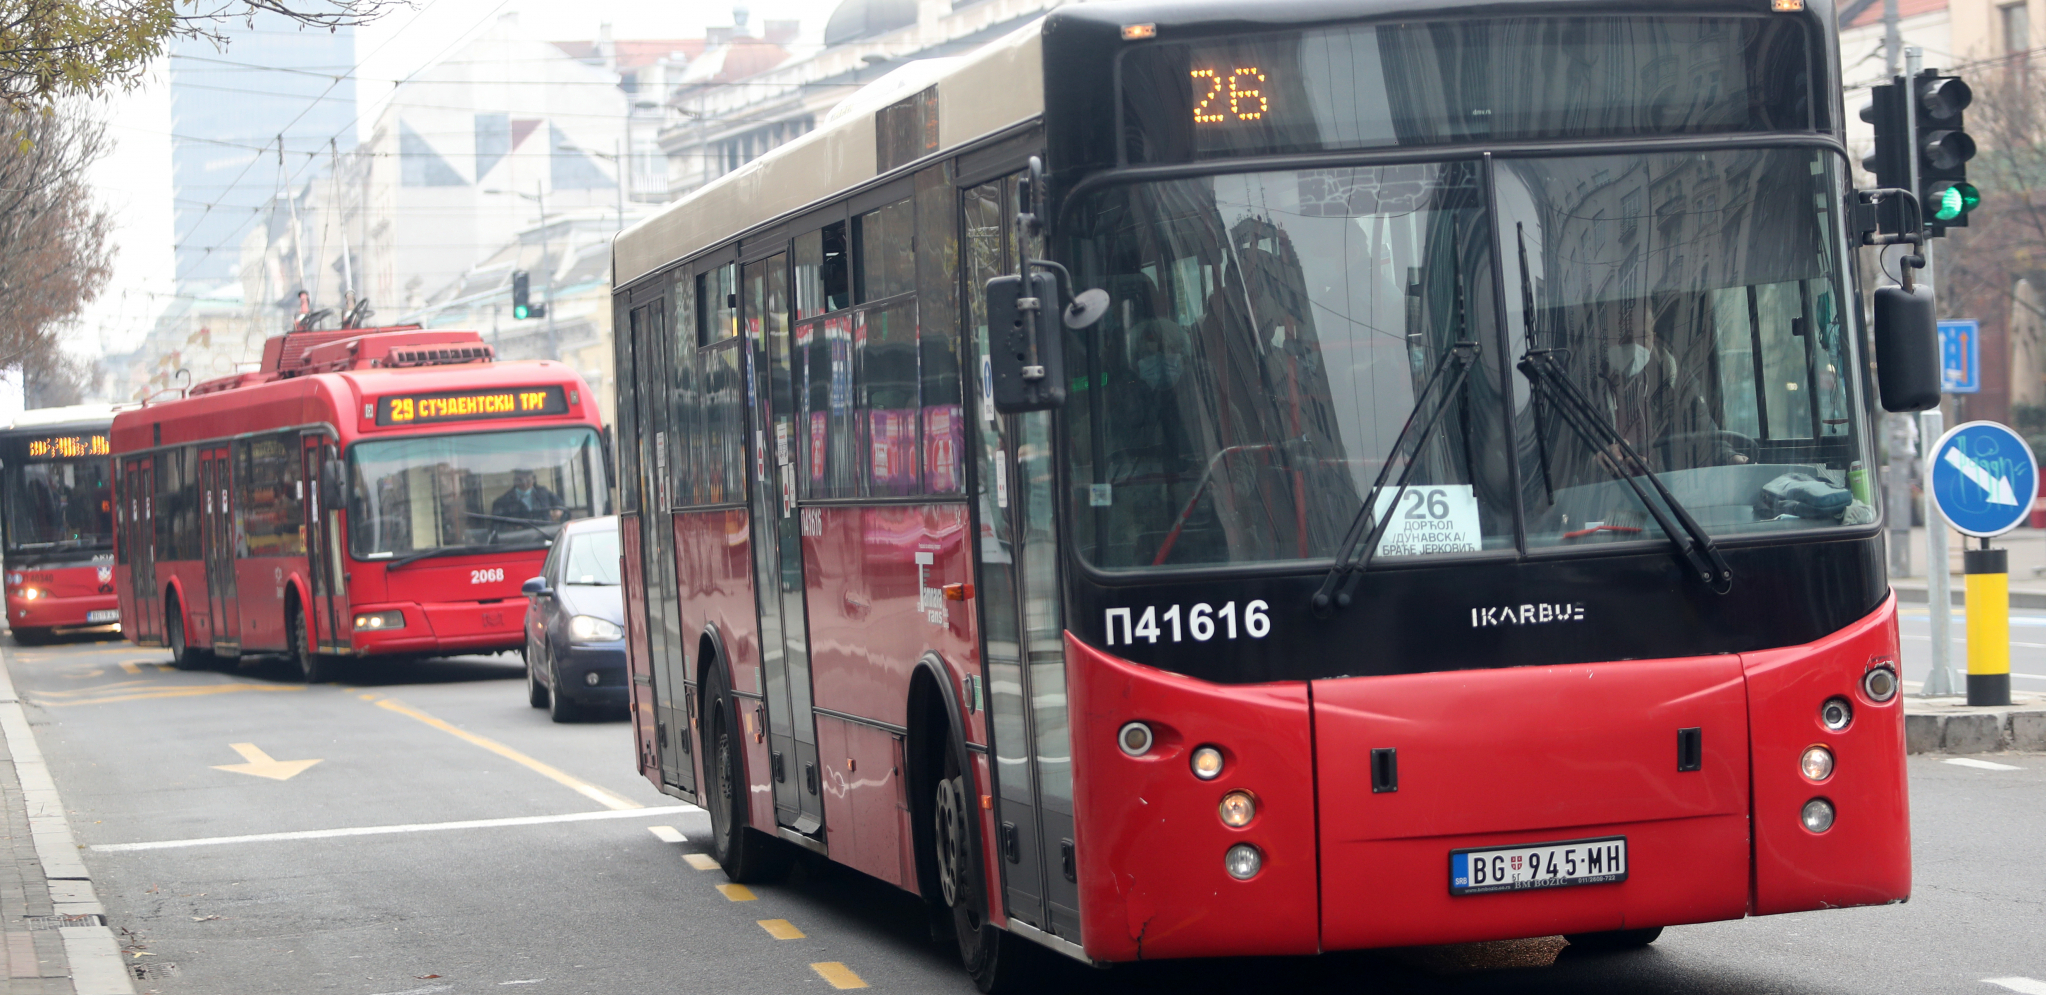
[[1889, 524, 2046, 609], [0, 646, 131, 995]]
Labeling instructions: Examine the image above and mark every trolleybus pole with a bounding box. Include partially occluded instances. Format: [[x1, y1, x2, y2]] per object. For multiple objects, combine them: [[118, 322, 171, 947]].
[[1905, 46, 1959, 696]]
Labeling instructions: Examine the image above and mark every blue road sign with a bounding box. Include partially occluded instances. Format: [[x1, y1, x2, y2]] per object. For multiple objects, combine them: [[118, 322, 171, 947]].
[[1940, 319, 1981, 394], [1929, 421, 2038, 538]]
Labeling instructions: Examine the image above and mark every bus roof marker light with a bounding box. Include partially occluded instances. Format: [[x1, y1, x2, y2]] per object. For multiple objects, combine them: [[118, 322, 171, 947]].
[[1224, 844, 1262, 880], [1118, 722, 1154, 757], [1191, 745, 1224, 780], [1121, 23, 1156, 40], [1771, 0, 1803, 9]]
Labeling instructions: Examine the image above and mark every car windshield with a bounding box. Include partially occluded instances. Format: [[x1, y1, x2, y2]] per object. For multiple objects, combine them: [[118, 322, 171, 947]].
[[1063, 148, 1872, 572], [561, 527, 619, 585], [3, 458, 112, 552], [347, 427, 606, 558]]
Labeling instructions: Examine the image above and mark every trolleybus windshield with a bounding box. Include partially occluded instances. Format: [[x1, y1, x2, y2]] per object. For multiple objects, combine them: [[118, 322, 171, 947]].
[[346, 426, 605, 559], [1064, 148, 1871, 572], [2, 456, 113, 553]]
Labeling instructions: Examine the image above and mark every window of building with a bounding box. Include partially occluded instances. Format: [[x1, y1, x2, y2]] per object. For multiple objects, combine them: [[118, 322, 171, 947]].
[[2008, 1, 2032, 55]]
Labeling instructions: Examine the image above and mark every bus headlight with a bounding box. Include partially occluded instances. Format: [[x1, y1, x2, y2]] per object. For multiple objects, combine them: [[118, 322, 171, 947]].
[[1224, 843, 1262, 880], [1862, 666, 1898, 702], [1218, 790, 1256, 828], [569, 615, 623, 642], [1820, 697, 1853, 732], [17, 588, 39, 601], [354, 610, 405, 630], [1801, 798, 1835, 833], [1191, 746, 1224, 780], [1800, 745, 1834, 781], [1117, 722, 1153, 757]]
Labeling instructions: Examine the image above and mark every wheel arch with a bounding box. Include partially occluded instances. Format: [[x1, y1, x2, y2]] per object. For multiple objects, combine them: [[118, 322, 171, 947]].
[[908, 651, 977, 908]]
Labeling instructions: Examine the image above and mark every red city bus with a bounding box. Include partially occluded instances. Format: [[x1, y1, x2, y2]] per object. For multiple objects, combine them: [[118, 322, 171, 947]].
[[614, 2, 1915, 989], [112, 326, 609, 680], [0, 405, 122, 643]]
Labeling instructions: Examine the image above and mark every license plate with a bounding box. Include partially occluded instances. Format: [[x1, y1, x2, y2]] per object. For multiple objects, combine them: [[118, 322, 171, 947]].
[[1450, 836, 1627, 895], [85, 610, 118, 623]]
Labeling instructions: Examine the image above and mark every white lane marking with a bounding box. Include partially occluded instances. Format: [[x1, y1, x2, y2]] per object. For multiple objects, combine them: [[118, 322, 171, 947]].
[[92, 805, 700, 852], [1984, 979, 2046, 995], [1946, 758, 2024, 771], [647, 825, 686, 843], [499, 982, 546, 987], [368, 987, 453, 995]]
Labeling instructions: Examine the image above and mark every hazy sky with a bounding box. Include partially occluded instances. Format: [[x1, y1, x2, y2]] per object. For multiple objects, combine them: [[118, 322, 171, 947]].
[[77, 0, 839, 358]]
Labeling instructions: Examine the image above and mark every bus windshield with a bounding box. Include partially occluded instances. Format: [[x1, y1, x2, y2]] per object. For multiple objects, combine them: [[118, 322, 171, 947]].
[[3, 458, 113, 553], [346, 426, 606, 559], [1064, 148, 1872, 572]]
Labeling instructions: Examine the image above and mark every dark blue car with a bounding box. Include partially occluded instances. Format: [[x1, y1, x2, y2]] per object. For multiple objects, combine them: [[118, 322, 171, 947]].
[[521, 515, 625, 721]]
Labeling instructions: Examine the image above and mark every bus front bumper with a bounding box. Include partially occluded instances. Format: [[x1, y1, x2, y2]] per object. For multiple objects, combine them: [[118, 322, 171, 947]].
[[347, 600, 525, 656], [7, 594, 119, 631]]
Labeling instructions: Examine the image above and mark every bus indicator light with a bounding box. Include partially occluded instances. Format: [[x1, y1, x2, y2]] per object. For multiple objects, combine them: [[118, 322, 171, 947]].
[[375, 385, 570, 426], [1121, 23, 1156, 40]]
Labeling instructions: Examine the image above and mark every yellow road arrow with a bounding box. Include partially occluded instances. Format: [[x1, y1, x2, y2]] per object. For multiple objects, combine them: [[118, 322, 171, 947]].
[[211, 742, 322, 781]]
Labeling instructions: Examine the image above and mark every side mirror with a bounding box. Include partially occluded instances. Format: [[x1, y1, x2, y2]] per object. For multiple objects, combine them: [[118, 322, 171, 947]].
[[521, 576, 550, 596], [320, 459, 347, 512], [985, 272, 1066, 413], [1872, 284, 1941, 412]]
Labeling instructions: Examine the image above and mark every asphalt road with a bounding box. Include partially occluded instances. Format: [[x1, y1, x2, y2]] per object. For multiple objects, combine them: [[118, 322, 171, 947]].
[[1898, 604, 2046, 694], [6, 634, 2042, 995]]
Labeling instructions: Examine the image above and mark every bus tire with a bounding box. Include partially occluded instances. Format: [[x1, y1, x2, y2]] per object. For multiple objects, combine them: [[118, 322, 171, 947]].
[[525, 638, 549, 708], [936, 721, 1038, 992], [288, 600, 333, 684], [166, 596, 209, 670], [1565, 926, 1663, 951], [700, 664, 789, 883]]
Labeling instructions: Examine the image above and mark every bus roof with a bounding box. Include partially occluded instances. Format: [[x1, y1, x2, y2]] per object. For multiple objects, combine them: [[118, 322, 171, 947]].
[[3, 404, 125, 433]]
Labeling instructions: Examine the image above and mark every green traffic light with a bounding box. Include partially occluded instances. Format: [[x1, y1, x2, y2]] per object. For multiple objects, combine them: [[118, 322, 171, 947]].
[[1934, 181, 1981, 221], [514, 304, 530, 319]]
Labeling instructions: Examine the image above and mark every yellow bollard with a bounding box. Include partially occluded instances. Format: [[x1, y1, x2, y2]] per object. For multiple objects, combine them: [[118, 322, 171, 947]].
[[1965, 544, 2011, 707]]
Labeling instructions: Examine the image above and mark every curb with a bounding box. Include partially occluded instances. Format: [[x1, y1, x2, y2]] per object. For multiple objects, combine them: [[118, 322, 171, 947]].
[[0, 647, 134, 995], [1904, 709, 2046, 754]]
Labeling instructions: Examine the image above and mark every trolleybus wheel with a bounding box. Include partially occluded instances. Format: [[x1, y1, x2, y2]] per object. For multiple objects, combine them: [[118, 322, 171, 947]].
[[1564, 926, 1664, 951], [700, 665, 789, 883], [166, 597, 208, 670], [525, 639, 549, 708], [547, 654, 583, 723], [288, 602, 332, 684], [937, 721, 1038, 992]]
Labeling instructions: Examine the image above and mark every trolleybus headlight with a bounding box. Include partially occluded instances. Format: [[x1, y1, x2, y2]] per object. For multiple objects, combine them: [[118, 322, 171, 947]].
[[1218, 790, 1256, 828], [1191, 745, 1225, 780], [568, 615, 623, 642], [1862, 666, 1898, 702], [1800, 745, 1835, 781], [1801, 798, 1836, 833], [1224, 843, 1262, 880], [1821, 697, 1853, 732], [17, 588, 39, 600], [353, 610, 405, 630], [1117, 722, 1154, 757]]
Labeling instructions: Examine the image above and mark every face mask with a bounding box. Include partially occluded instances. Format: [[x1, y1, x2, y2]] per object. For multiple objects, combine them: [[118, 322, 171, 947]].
[[1607, 343, 1650, 378], [1137, 354, 1183, 390]]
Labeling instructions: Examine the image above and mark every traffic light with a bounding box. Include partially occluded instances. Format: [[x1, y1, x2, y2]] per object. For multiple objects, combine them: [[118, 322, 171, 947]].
[[1915, 71, 1978, 232], [1860, 82, 1910, 190], [511, 270, 545, 319]]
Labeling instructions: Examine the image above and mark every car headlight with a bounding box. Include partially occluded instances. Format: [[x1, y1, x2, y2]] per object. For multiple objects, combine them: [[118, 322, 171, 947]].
[[353, 610, 405, 630], [568, 615, 623, 642]]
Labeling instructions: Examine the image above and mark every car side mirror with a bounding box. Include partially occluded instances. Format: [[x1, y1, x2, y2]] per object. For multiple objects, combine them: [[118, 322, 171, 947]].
[[1872, 284, 1941, 412], [985, 272, 1066, 413], [521, 576, 549, 596]]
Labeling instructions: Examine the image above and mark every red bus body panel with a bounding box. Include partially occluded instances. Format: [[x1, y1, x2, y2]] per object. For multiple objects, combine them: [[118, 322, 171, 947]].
[[1064, 598, 1907, 960], [5, 564, 116, 630]]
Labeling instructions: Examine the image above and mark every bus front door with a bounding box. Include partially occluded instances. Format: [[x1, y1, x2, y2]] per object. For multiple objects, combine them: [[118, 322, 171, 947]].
[[199, 447, 238, 655], [628, 297, 695, 796], [744, 251, 825, 838], [964, 174, 1081, 941], [123, 460, 160, 644], [302, 438, 345, 653]]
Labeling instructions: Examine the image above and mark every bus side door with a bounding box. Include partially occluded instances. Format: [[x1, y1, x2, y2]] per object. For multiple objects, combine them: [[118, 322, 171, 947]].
[[963, 172, 1081, 940], [199, 446, 238, 654], [123, 459, 160, 644], [302, 437, 345, 653], [628, 294, 696, 796]]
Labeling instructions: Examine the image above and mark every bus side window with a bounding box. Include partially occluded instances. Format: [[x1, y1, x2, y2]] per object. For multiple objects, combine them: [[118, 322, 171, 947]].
[[672, 266, 699, 508], [915, 163, 962, 495]]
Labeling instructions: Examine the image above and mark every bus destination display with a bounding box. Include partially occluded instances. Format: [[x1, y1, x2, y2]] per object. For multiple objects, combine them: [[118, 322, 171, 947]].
[[24, 435, 110, 460], [376, 385, 569, 427]]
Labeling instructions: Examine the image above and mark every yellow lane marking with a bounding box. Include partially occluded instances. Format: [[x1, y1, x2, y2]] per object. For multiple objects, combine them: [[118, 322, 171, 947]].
[[647, 825, 686, 843], [119, 661, 140, 674], [715, 883, 756, 901], [210, 742, 322, 781], [757, 919, 805, 940], [41, 684, 305, 707], [810, 963, 866, 989], [357, 693, 380, 701], [372, 698, 642, 810], [34, 679, 158, 697], [684, 853, 720, 871]]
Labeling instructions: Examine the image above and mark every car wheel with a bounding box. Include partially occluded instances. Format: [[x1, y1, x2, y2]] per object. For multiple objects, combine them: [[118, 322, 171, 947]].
[[700, 664, 789, 882], [547, 650, 581, 723], [526, 639, 549, 708]]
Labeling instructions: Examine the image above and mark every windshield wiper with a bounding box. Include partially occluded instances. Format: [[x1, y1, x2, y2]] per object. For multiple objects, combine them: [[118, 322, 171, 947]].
[[1515, 349, 1732, 594], [385, 540, 548, 571], [1311, 339, 1480, 616]]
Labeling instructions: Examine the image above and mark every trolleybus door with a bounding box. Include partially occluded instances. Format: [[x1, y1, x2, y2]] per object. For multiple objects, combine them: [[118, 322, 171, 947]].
[[627, 297, 694, 794], [301, 438, 344, 652], [198, 447, 238, 654], [123, 459, 160, 644], [963, 174, 1081, 938], [743, 252, 825, 837]]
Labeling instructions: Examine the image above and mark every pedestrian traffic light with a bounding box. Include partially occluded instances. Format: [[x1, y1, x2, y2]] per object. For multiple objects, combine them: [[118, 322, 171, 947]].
[[1859, 81, 1910, 190], [1915, 71, 1977, 232], [510, 270, 544, 319]]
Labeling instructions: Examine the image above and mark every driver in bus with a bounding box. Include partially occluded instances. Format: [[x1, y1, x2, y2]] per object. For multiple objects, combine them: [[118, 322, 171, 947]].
[[492, 468, 565, 523], [1599, 305, 1746, 471]]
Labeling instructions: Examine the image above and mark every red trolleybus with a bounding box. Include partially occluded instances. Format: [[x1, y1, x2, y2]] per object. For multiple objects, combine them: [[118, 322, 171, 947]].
[[112, 327, 609, 680], [613, 1, 1922, 986], [0, 405, 122, 643]]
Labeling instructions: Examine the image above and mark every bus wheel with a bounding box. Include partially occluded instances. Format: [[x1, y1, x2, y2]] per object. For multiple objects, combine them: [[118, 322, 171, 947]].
[[288, 602, 332, 684], [525, 639, 549, 708], [937, 724, 1037, 992], [700, 666, 789, 883], [167, 598, 209, 670], [1565, 926, 1663, 951]]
